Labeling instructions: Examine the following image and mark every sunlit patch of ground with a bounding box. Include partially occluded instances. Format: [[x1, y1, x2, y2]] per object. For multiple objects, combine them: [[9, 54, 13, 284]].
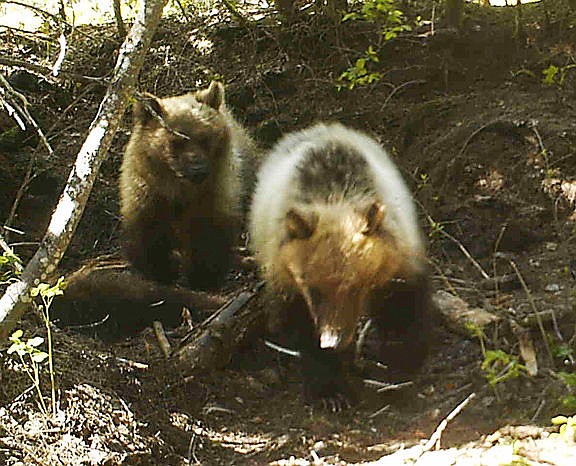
[[0, 383, 162, 465]]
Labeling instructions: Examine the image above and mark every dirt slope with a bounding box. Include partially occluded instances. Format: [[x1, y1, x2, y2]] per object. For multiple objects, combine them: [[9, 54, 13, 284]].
[[1, 2, 576, 464]]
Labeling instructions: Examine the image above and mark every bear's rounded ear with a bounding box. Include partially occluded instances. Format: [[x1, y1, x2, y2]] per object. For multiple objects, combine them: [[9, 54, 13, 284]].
[[285, 208, 317, 240], [133, 93, 163, 126], [362, 201, 386, 236], [195, 81, 224, 110]]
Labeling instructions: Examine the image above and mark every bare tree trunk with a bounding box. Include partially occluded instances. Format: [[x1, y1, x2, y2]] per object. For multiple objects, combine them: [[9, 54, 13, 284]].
[[113, 0, 127, 39], [445, 0, 464, 29], [514, 0, 525, 42], [0, 0, 168, 341], [275, 0, 295, 22], [326, 0, 348, 20]]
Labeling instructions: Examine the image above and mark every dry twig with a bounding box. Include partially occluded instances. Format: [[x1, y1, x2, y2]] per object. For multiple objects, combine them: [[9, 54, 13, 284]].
[[174, 282, 265, 370], [380, 79, 426, 111], [0, 74, 53, 156], [153, 320, 172, 358], [0, 57, 107, 85], [427, 215, 490, 280], [0, 234, 23, 274], [3, 151, 36, 243], [419, 392, 476, 455], [508, 259, 554, 363]]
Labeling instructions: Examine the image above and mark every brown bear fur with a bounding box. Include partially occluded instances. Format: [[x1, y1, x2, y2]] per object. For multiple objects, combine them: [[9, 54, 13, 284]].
[[120, 81, 255, 289], [52, 256, 226, 339], [249, 123, 431, 407]]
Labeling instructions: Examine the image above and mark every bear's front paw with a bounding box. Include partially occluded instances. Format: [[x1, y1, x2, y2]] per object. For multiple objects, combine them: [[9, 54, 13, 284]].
[[303, 377, 355, 412]]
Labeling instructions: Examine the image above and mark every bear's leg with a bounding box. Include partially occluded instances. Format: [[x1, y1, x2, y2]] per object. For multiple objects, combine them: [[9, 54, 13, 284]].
[[270, 292, 355, 410], [181, 218, 236, 290], [123, 205, 178, 284], [366, 274, 431, 374]]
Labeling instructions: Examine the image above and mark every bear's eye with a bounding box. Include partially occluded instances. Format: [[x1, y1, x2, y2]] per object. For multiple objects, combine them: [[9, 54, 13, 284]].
[[308, 287, 323, 306]]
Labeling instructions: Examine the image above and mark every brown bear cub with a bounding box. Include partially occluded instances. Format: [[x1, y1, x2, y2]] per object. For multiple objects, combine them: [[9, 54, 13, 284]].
[[249, 123, 431, 409], [120, 81, 254, 289]]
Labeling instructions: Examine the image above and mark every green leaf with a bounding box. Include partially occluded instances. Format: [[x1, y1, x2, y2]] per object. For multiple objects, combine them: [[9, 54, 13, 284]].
[[7, 342, 26, 356], [562, 395, 576, 410], [542, 65, 559, 85], [27, 336, 44, 348], [10, 329, 23, 341], [31, 352, 48, 363], [558, 371, 576, 387]]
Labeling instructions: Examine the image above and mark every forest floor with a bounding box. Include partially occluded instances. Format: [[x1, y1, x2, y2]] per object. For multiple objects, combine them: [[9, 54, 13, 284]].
[[1, 1, 576, 464]]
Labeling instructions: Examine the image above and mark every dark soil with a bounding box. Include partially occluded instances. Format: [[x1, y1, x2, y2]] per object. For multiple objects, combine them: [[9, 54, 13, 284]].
[[1, 1, 576, 464]]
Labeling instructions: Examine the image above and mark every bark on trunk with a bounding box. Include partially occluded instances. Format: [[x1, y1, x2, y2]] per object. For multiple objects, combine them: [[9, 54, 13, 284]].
[[0, 0, 168, 340]]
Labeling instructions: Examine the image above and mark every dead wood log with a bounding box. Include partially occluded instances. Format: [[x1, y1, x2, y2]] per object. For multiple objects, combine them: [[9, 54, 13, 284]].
[[433, 290, 501, 337], [0, 0, 168, 341], [153, 320, 172, 358], [173, 282, 266, 371]]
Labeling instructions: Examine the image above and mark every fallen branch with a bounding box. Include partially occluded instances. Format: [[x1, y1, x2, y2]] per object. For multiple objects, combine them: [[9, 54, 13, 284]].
[[0, 57, 108, 85], [173, 282, 265, 371], [263, 339, 300, 357], [433, 290, 500, 337], [0, 0, 168, 341]]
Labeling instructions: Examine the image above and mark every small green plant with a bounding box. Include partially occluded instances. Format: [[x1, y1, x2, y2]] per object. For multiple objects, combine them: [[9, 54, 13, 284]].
[[557, 371, 576, 410], [551, 341, 575, 365], [481, 349, 527, 388], [551, 415, 576, 443], [30, 277, 66, 417], [8, 329, 50, 415], [542, 64, 576, 87], [465, 321, 487, 357], [7, 278, 66, 417], [338, 0, 411, 90], [343, 0, 412, 40], [338, 46, 382, 90], [0, 250, 22, 283], [417, 172, 429, 190], [428, 219, 446, 239]]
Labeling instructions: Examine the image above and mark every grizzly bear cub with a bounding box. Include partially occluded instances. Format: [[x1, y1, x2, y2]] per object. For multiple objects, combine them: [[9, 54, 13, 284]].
[[120, 81, 254, 289], [249, 123, 431, 409]]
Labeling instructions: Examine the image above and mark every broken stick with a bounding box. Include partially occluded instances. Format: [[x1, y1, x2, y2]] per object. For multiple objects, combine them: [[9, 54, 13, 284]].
[[173, 282, 265, 371]]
